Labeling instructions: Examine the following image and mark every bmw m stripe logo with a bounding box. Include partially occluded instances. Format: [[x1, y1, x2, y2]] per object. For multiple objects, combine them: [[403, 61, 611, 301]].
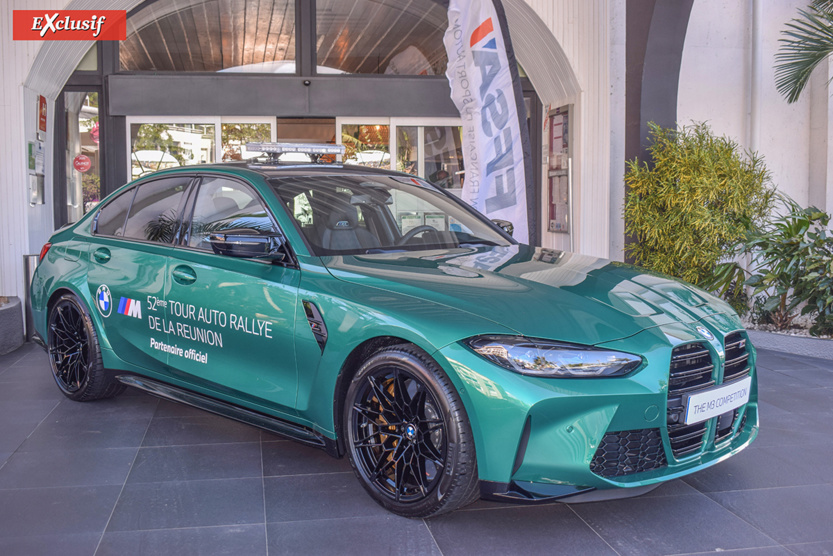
[[95, 284, 112, 317], [118, 297, 142, 319]]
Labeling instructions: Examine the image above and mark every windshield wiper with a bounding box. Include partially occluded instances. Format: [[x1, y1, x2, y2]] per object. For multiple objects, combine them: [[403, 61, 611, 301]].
[[364, 248, 407, 254], [458, 240, 501, 248]]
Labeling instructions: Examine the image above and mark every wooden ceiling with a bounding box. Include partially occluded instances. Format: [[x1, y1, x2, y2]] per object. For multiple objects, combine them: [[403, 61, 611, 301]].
[[120, 0, 448, 75], [122, 0, 296, 72], [316, 0, 448, 75]]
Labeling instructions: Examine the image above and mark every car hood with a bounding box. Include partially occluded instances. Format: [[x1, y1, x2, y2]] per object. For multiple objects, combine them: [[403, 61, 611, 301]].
[[320, 245, 738, 345]]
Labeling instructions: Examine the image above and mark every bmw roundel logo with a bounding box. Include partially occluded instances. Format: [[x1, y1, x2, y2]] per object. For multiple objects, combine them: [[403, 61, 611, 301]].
[[96, 284, 112, 317], [696, 325, 714, 341]]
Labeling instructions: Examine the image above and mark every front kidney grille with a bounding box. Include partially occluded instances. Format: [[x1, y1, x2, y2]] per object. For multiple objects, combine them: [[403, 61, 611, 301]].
[[668, 343, 715, 394], [666, 342, 714, 458], [591, 332, 752, 476], [723, 332, 750, 382], [590, 429, 667, 478], [714, 332, 751, 443]]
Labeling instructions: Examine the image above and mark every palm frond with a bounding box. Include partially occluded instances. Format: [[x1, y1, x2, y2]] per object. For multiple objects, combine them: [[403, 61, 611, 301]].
[[775, 3, 833, 103], [813, 0, 833, 12]]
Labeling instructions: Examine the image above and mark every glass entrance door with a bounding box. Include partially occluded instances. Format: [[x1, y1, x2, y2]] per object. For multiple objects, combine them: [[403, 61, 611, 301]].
[[391, 118, 465, 197], [126, 117, 277, 180], [336, 117, 464, 195], [337, 118, 392, 169], [65, 91, 101, 222]]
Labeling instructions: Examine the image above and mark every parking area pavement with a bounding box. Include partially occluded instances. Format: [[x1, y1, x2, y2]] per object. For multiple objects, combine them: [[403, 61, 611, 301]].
[[0, 342, 831, 556]]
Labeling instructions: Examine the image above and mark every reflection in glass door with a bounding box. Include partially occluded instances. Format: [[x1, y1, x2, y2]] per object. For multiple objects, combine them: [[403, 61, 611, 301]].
[[126, 117, 277, 180], [65, 92, 100, 223], [221, 117, 277, 160], [221, 123, 271, 161], [391, 118, 464, 197], [338, 119, 391, 168], [128, 121, 216, 178], [336, 118, 464, 195]]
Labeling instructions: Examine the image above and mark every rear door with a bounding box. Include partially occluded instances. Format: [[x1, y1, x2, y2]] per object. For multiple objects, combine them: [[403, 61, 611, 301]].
[[87, 176, 192, 371], [162, 174, 300, 411]]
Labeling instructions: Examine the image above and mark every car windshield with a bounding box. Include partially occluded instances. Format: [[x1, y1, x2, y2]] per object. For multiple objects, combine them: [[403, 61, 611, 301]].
[[271, 174, 514, 255]]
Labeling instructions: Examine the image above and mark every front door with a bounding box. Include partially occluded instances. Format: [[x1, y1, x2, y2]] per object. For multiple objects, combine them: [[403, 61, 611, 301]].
[[164, 174, 300, 411]]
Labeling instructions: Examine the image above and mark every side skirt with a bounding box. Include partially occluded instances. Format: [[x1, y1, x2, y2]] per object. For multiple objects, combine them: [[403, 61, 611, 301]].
[[116, 374, 340, 457]]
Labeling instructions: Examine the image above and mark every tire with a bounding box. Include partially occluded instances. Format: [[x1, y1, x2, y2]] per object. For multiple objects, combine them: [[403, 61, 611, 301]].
[[343, 344, 480, 517], [47, 293, 126, 401]]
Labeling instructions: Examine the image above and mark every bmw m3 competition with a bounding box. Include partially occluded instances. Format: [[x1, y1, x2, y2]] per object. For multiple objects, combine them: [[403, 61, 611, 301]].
[[30, 143, 758, 517]]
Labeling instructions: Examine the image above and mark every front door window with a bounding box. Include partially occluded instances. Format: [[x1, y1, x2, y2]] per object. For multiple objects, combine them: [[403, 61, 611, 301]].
[[186, 176, 276, 249]]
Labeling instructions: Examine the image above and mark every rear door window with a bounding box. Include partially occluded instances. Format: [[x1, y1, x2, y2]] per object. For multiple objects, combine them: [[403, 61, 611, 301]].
[[122, 177, 191, 243], [95, 187, 136, 237]]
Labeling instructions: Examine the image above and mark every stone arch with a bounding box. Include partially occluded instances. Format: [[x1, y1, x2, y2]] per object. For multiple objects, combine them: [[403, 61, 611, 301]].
[[502, 0, 581, 109], [26, 0, 144, 99]]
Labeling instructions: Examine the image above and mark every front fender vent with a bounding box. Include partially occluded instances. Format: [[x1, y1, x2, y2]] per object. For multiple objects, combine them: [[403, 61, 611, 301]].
[[302, 300, 328, 353]]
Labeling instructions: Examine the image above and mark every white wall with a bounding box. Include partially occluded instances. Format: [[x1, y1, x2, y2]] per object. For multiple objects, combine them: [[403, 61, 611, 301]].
[[522, 0, 613, 259], [608, 0, 626, 261], [0, 0, 64, 301], [808, 56, 833, 215], [677, 0, 829, 211], [25, 87, 55, 258]]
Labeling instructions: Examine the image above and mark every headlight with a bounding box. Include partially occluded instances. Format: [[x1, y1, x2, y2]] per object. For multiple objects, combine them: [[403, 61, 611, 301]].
[[463, 335, 643, 378]]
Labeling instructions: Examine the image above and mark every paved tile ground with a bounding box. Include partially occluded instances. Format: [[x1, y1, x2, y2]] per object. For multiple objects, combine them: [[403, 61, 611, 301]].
[[0, 342, 831, 556]]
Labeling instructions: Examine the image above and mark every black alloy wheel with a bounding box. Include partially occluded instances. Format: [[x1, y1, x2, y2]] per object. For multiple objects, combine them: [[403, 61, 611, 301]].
[[344, 345, 479, 517], [352, 366, 447, 502], [49, 297, 90, 393], [47, 294, 125, 401]]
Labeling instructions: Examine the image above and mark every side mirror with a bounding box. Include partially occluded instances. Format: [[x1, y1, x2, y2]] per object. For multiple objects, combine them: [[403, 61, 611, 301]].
[[207, 228, 286, 261], [491, 219, 514, 237]]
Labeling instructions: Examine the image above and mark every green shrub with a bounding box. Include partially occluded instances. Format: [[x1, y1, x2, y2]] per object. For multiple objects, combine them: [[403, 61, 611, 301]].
[[624, 122, 775, 310], [746, 198, 833, 335]]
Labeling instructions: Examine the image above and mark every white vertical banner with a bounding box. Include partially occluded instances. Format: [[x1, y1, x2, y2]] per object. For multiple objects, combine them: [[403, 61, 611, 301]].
[[444, 0, 530, 243]]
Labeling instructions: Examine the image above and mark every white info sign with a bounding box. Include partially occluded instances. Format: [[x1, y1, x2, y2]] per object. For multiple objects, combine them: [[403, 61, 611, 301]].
[[684, 376, 752, 425]]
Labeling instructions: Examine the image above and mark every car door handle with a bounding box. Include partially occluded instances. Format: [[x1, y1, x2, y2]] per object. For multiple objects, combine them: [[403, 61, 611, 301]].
[[93, 248, 111, 264], [172, 265, 197, 285]]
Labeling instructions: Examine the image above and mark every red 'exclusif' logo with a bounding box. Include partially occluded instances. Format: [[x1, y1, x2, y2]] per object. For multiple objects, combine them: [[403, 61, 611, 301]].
[[13, 11, 126, 41]]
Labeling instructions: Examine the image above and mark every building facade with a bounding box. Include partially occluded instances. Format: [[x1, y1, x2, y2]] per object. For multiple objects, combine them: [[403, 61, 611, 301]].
[[1, 0, 830, 318]]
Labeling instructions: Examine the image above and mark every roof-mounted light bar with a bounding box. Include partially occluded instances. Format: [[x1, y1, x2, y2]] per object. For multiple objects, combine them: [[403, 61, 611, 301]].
[[246, 142, 345, 155]]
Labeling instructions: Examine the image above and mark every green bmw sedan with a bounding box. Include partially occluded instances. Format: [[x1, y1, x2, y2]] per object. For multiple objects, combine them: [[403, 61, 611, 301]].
[[30, 143, 758, 517]]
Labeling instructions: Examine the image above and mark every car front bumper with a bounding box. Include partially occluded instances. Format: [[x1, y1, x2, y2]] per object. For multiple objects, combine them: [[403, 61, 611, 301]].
[[435, 321, 759, 501]]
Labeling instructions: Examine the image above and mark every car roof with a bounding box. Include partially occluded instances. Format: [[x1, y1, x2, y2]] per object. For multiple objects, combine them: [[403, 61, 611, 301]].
[[162, 161, 410, 180]]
